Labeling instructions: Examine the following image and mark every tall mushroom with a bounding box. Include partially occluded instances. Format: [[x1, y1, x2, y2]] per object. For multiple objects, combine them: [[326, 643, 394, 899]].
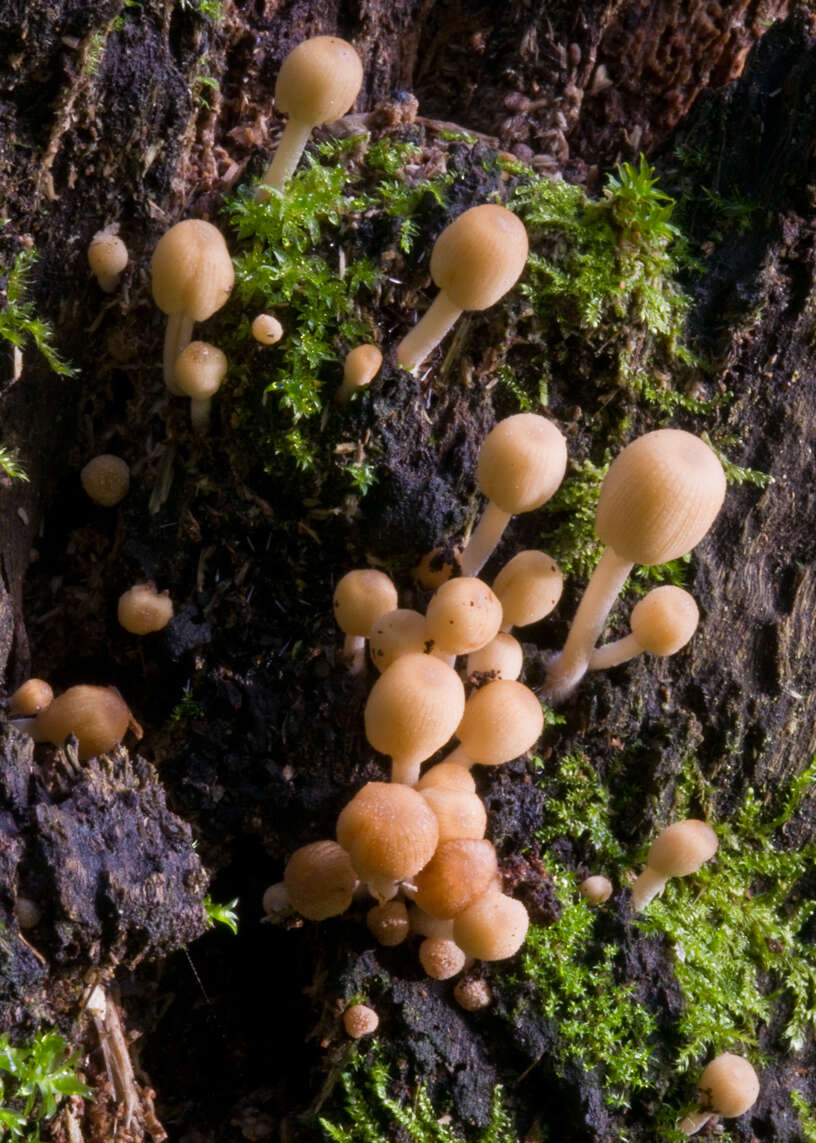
[[333, 568, 398, 674], [631, 819, 718, 911]]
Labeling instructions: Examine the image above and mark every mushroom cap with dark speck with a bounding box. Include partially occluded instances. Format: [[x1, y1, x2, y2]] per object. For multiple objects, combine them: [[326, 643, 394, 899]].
[[697, 1052, 759, 1117]]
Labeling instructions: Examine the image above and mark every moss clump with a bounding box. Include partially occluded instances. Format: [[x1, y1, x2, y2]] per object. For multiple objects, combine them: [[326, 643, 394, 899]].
[[0, 1029, 90, 1137], [0, 249, 75, 379], [791, 1090, 816, 1143]]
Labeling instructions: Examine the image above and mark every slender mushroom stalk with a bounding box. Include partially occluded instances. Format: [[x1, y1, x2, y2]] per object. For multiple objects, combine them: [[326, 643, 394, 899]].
[[589, 585, 699, 671], [88, 231, 128, 292], [335, 344, 382, 405], [396, 204, 529, 372], [257, 36, 363, 199], [631, 819, 718, 911], [460, 415, 567, 577], [678, 1053, 759, 1136], [333, 568, 398, 673], [544, 430, 726, 703], [173, 341, 228, 433]]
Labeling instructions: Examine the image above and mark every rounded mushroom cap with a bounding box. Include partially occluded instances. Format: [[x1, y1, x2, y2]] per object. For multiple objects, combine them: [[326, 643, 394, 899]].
[[456, 679, 544, 766], [364, 654, 465, 767], [262, 882, 291, 915], [343, 1003, 379, 1038], [579, 874, 613, 905], [466, 632, 524, 681], [493, 550, 563, 627], [174, 341, 228, 399], [9, 678, 54, 718], [283, 840, 357, 920], [34, 685, 135, 761], [647, 819, 718, 878], [366, 900, 410, 947], [419, 937, 467, 980], [595, 429, 727, 565], [276, 36, 363, 126], [344, 344, 382, 390], [333, 569, 398, 637], [420, 787, 487, 843], [454, 976, 493, 1011], [117, 584, 174, 635], [369, 609, 428, 672], [477, 414, 568, 515], [416, 761, 477, 794], [336, 781, 439, 882], [453, 892, 529, 960], [88, 232, 128, 278], [698, 1053, 760, 1118], [413, 839, 499, 919], [430, 204, 529, 312], [630, 585, 699, 656], [81, 454, 130, 507], [151, 219, 235, 321], [251, 313, 283, 345], [425, 577, 503, 656]]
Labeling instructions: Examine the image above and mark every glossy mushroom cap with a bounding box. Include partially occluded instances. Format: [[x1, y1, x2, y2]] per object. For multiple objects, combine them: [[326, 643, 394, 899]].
[[117, 584, 174, 635], [419, 937, 466, 980], [337, 344, 382, 404], [630, 585, 699, 655], [252, 313, 283, 345], [579, 875, 613, 905], [477, 414, 568, 515], [466, 633, 524, 681], [413, 839, 498, 919], [9, 679, 53, 717], [416, 762, 476, 794], [336, 781, 439, 886], [430, 204, 529, 312], [595, 429, 727, 565], [493, 550, 563, 627], [81, 455, 130, 507], [647, 819, 719, 877], [33, 685, 139, 761], [419, 787, 487, 843], [174, 341, 228, 399], [151, 220, 235, 322], [333, 569, 398, 638], [369, 609, 428, 672], [453, 892, 529, 960], [88, 232, 128, 291], [283, 840, 357, 920], [366, 900, 410, 946], [425, 577, 503, 656], [276, 36, 363, 126], [697, 1053, 759, 1117], [455, 679, 544, 766]]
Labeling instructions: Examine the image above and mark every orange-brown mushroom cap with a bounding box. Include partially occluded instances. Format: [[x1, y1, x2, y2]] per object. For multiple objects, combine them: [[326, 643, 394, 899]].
[[275, 36, 363, 127], [430, 204, 529, 312], [630, 585, 699, 655], [425, 577, 503, 656], [80, 455, 130, 507], [647, 819, 718, 878], [413, 839, 499, 919], [283, 840, 357, 920], [151, 219, 234, 322], [477, 414, 567, 516], [493, 550, 563, 627], [697, 1053, 759, 1117], [453, 891, 529, 960], [336, 781, 439, 883], [33, 685, 139, 761], [333, 569, 398, 637], [454, 679, 544, 766]]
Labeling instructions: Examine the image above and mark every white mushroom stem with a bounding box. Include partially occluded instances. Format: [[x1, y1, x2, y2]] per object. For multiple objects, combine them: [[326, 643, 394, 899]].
[[391, 756, 423, 787], [544, 547, 634, 703], [441, 743, 473, 769], [396, 292, 463, 372], [630, 866, 668, 911], [366, 875, 400, 903], [588, 633, 642, 671], [459, 502, 512, 577], [678, 1110, 717, 1136], [190, 398, 212, 435], [343, 634, 367, 675], [257, 120, 313, 200], [164, 314, 194, 395]]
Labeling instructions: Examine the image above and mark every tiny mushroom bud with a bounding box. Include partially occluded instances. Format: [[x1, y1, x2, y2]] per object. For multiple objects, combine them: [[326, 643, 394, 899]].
[[419, 787, 487, 843], [369, 609, 428, 672], [284, 840, 357, 920], [336, 344, 382, 406], [262, 882, 291, 915], [453, 891, 529, 961], [396, 204, 529, 372], [589, 585, 699, 671], [366, 900, 410, 947], [579, 875, 613, 905], [454, 975, 493, 1011], [81, 454, 130, 507], [419, 937, 467, 980], [173, 341, 228, 434], [343, 1003, 379, 1039], [151, 219, 234, 393], [425, 577, 503, 658], [679, 1053, 760, 1136], [333, 569, 398, 674], [632, 819, 719, 911], [466, 632, 524, 681], [117, 584, 174, 635], [251, 313, 283, 345], [493, 550, 563, 630], [258, 36, 363, 197], [460, 415, 567, 577], [88, 231, 128, 292], [27, 685, 141, 761], [413, 839, 499, 919], [444, 679, 544, 770], [9, 678, 53, 717]]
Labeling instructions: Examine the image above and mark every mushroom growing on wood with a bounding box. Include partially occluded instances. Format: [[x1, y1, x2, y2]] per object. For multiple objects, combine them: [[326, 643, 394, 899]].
[[466, 632, 524, 681], [493, 550, 563, 630], [413, 839, 498, 919], [173, 341, 228, 434], [284, 840, 357, 920], [117, 584, 174, 635], [544, 430, 726, 702], [257, 36, 363, 198], [336, 344, 382, 405], [419, 786, 487, 843], [424, 577, 503, 660], [88, 231, 128, 292], [8, 678, 53, 717], [419, 937, 466, 980], [678, 1053, 760, 1135], [343, 1004, 379, 1038], [81, 455, 130, 507], [366, 900, 410, 947], [631, 819, 718, 911], [589, 585, 699, 671], [333, 568, 398, 674], [579, 875, 613, 905], [369, 609, 427, 672], [396, 204, 529, 372], [15, 685, 142, 761], [443, 679, 544, 770], [453, 891, 529, 960]]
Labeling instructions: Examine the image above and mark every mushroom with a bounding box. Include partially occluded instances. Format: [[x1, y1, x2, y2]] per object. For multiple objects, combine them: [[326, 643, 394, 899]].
[[466, 632, 524, 681], [578, 875, 613, 905], [419, 786, 487, 843], [335, 344, 382, 406], [544, 430, 726, 702], [413, 839, 499, 919], [453, 891, 529, 961], [364, 653, 465, 785], [262, 882, 291, 916], [408, 904, 455, 941], [416, 762, 476, 795], [443, 679, 544, 770], [257, 36, 363, 198], [369, 609, 427, 673], [424, 577, 503, 660], [413, 546, 461, 591], [678, 1053, 760, 1136], [173, 341, 228, 434], [343, 1003, 379, 1039], [251, 313, 283, 345], [8, 678, 53, 717], [117, 584, 174, 635], [454, 975, 493, 1011], [493, 550, 563, 630], [459, 415, 568, 577], [396, 204, 529, 372], [80, 454, 130, 507], [88, 231, 128, 292], [333, 568, 398, 674], [336, 781, 439, 901], [589, 585, 699, 671], [151, 219, 235, 393], [283, 840, 357, 920], [631, 819, 719, 911], [366, 900, 410, 947], [419, 937, 467, 980], [14, 897, 42, 930], [16, 685, 142, 761]]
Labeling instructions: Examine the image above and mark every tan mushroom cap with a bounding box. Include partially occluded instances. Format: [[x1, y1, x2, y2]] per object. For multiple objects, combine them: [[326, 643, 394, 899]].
[[88, 232, 128, 285], [276, 36, 363, 126], [364, 654, 465, 769], [416, 762, 476, 794], [117, 584, 174, 635], [455, 679, 544, 766], [413, 839, 498, 919], [366, 900, 410, 947], [344, 344, 382, 390], [647, 819, 718, 878], [425, 577, 503, 656], [453, 891, 529, 960], [34, 685, 139, 761], [420, 787, 487, 843], [336, 781, 439, 882], [81, 455, 130, 507], [579, 875, 613, 905], [595, 429, 727, 565], [252, 313, 283, 345], [343, 1003, 379, 1038], [9, 679, 53, 718], [369, 609, 428, 672], [697, 1053, 760, 1117], [466, 632, 524, 681], [283, 840, 357, 920], [151, 219, 235, 322], [493, 550, 563, 627], [174, 341, 228, 399], [630, 585, 699, 655], [419, 937, 467, 980], [333, 569, 398, 637], [430, 204, 529, 312], [477, 414, 568, 515]]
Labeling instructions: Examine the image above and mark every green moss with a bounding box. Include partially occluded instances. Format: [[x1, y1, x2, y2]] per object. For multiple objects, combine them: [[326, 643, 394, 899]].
[[791, 1090, 816, 1143], [0, 250, 75, 378], [202, 895, 239, 935], [0, 1029, 91, 1138], [535, 749, 625, 866], [0, 444, 28, 483]]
